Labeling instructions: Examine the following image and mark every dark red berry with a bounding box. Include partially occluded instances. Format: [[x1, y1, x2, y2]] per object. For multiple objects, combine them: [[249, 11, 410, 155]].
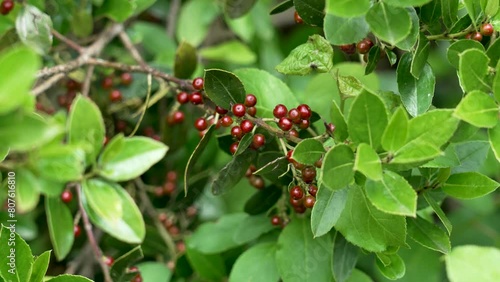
[[240, 119, 254, 134], [286, 150, 294, 161], [290, 186, 304, 200], [244, 94, 257, 107], [230, 142, 239, 155], [245, 164, 256, 177], [101, 76, 114, 90], [301, 167, 316, 183], [303, 195, 316, 208], [0, 0, 14, 16], [249, 175, 265, 189], [176, 241, 186, 253], [177, 92, 189, 104], [103, 136, 110, 145], [273, 104, 288, 119], [192, 77, 204, 90], [232, 103, 246, 117], [194, 118, 208, 131], [143, 127, 155, 137], [61, 190, 73, 203], [163, 182, 176, 195], [314, 157, 323, 168], [103, 256, 114, 267], [339, 44, 356, 55], [326, 123, 336, 135], [152, 134, 161, 141], [158, 212, 168, 222], [215, 106, 229, 115], [252, 133, 265, 149], [289, 129, 299, 138], [66, 79, 80, 91], [116, 120, 127, 132], [131, 274, 143, 282], [190, 92, 203, 104], [154, 186, 164, 197], [231, 126, 243, 139], [308, 185, 318, 197], [356, 40, 372, 54], [186, 206, 198, 217], [294, 11, 303, 24], [169, 111, 184, 124], [109, 90, 122, 102], [278, 117, 293, 131], [220, 116, 233, 127], [299, 119, 310, 130], [120, 73, 133, 86], [247, 106, 257, 117], [294, 205, 306, 214], [288, 108, 301, 123], [292, 160, 305, 170], [297, 104, 312, 119], [74, 225, 81, 237], [271, 216, 282, 226], [289, 197, 303, 207], [480, 23, 494, 36], [167, 171, 177, 182], [465, 33, 472, 39], [57, 95, 68, 107], [167, 225, 180, 235], [471, 31, 483, 41]]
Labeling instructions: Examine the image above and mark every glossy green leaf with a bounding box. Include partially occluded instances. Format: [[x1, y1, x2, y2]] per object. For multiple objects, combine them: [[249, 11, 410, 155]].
[[45, 197, 74, 261], [441, 0, 459, 28], [200, 40, 256, 65], [98, 134, 168, 182], [395, 7, 419, 51], [442, 172, 499, 199], [110, 246, 144, 282], [30, 251, 51, 282], [346, 269, 373, 282], [68, 95, 105, 164], [335, 185, 407, 252], [376, 253, 406, 280], [422, 144, 460, 168], [458, 49, 491, 93], [486, 39, 500, 67], [354, 143, 382, 181], [46, 275, 93, 282], [407, 216, 451, 254], [332, 233, 359, 282], [324, 13, 369, 45], [270, 0, 293, 15], [204, 69, 246, 110], [188, 213, 247, 253], [34, 145, 85, 182], [292, 139, 325, 165], [365, 170, 417, 216], [347, 91, 388, 149], [233, 215, 275, 244], [447, 40, 485, 69], [411, 33, 430, 78], [311, 187, 348, 237], [16, 169, 40, 213], [321, 144, 355, 191], [185, 246, 226, 280], [423, 192, 452, 235], [136, 262, 172, 282], [276, 217, 333, 282], [176, 0, 219, 46], [244, 185, 282, 215], [483, 0, 499, 16], [454, 90, 499, 128], [16, 5, 53, 55], [234, 132, 254, 156], [293, 0, 325, 26], [96, 0, 134, 22], [212, 149, 257, 195], [224, 0, 257, 18], [185, 125, 216, 195], [452, 141, 490, 173], [445, 246, 500, 282], [489, 123, 500, 163], [366, 3, 412, 46], [397, 53, 435, 117], [463, 0, 482, 23], [364, 46, 381, 75], [385, 49, 397, 66], [382, 107, 409, 152], [330, 100, 348, 141], [326, 0, 370, 17], [276, 35, 333, 75], [82, 179, 145, 243], [254, 153, 290, 184], [0, 47, 40, 114], [174, 41, 198, 79], [229, 243, 279, 282], [420, 0, 442, 24], [449, 14, 473, 33], [0, 226, 33, 282]]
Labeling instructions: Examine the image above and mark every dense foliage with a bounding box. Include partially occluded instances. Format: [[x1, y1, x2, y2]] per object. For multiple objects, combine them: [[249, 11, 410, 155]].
[[0, 0, 499, 281]]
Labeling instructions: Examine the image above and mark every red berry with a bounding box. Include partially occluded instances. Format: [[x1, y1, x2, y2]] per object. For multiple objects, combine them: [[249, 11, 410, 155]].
[[131, 274, 143, 282], [230, 142, 239, 155], [273, 104, 288, 119], [302, 167, 316, 183], [314, 157, 323, 168], [308, 185, 318, 197], [232, 103, 246, 117], [116, 120, 127, 132], [154, 186, 164, 197], [152, 134, 161, 141], [326, 123, 336, 135], [176, 241, 186, 253], [286, 150, 294, 161], [103, 136, 110, 145], [190, 92, 203, 104], [163, 182, 176, 195], [246, 106, 257, 117], [339, 44, 356, 55], [289, 129, 299, 138], [278, 117, 293, 131], [74, 225, 81, 237], [120, 73, 133, 86], [356, 40, 372, 54], [57, 95, 68, 107], [66, 79, 80, 91], [109, 90, 122, 102], [215, 106, 229, 115], [177, 92, 189, 104], [167, 225, 180, 235], [101, 76, 114, 90], [244, 94, 257, 107], [167, 171, 177, 182], [103, 256, 114, 267], [245, 164, 256, 177], [294, 11, 303, 24], [240, 119, 254, 134], [169, 111, 185, 124], [192, 77, 204, 90], [249, 175, 265, 189], [480, 23, 494, 36], [271, 216, 282, 226], [143, 127, 155, 137], [220, 116, 233, 127], [61, 190, 73, 203], [252, 133, 265, 149], [288, 108, 301, 123], [231, 126, 243, 139], [289, 197, 303, 207], [297, 104, 312, 119], [158, 212, 168, 222], [194, 118, 208, 131], [290, 186, 304, 200], [471, 31, 483, 41], [299, 119, 310, 130], [294, 205, 306, 214], [186, 206, 198, 217], [303, 195, 316, 208], [465, 33, 472, 39], [0, 0, 14, 16]]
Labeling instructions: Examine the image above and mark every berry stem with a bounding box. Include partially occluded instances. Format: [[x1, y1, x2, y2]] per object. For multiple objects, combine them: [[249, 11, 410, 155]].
[[244, 113, 302, 144], [426, 27, 475, 41]]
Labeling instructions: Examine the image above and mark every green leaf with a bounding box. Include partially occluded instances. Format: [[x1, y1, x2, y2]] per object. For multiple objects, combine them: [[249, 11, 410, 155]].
[[411, 33, 430, 78], [16, 5, 53, 55], [204, 69, 246, 110], [486, 38, 500, 67], [254, 152, 290, 184], [15, 169, 40, 213], [311, 187, 348, 237], [395, 7, 419, 51], [423, 191, 452, 235], [326, 0, 370, 17], [188, 213, 247, 253], [375, 253, 406, 280], [441, 0, 459, 28], [337, 75, 364, 98], [364, 46, 381, 75], [129, 22, 176, 60], [136, 262, 171, 282], [407, 216, 451, 254], [185, 246, 226, 280], [233, 132, 254, 156], [463, 0, 482, 24], [174, 41, 198, 79], [458, 49, 491, 93], [224, 0, 257, 18], [97, 134, 168, 182], [324, 13, 369, 45], [420, 0, 442, 24], [270, 0, 293, 15], [335, 185, 407, 252], [446, 245, 500, 282], [34, 145, 85, 182], [397, 53, 435, 117], [366, 3, 412, 46], [383, 0, 432, 6], [176, 0, 220, 47], [200, 40, 256, 65], [442, 172, 499, 199], [276, 35, 333, 75], [494, 61, 500, 102], [229, 243, 279, 282], [447, 40, 485, 69], [0, 226, 33, 282], [70, 11, 93, 38], [46, 275, 93, 282], [82, 179, 145, 243], [184, 125, 216, 196], [68, 95, 105, 164], [45, 197, 74, 261], [483, 0, 499, 16], [332, 233, 359, 282], [354, 143, 382, 181], [454, 90, 498, 128], [110, 246, 144, 282], [385, 49, 398, 66], [422, 145, 460, 168], [0, 47, 40, 114], [292, 139, 325, 165], [382, 107, 409, 152], [321, 144, 355, 191], [244, 185, 282, 215], [96, 0, 134, 22], [233, 215, 275, 244], [489, 123, 500, 163], [452, 141, 490, 173], [347, 91, 388, 149], [330, 100, 348, 142], [276, 217, 333, 282], [347, 269, 373, 282], [293, 0, 325, 26], [365, 170, 417, 216], [30, 251, 51, 282], [212, 149, 257, 195]]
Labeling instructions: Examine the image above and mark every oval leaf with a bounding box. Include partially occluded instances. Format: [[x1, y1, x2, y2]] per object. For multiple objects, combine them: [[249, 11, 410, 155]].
[[204, 69, 246, 110], [407, 216, 451, 254], [46, 197, 74, 261], [16, 5, 53, 54], [321, 144, 355, 191], [442, 172, 499, 199], [212, 149, 257, 195], [366, 3, 412, 45], [445, 246, 500, 282], [229, 243, 279, 282], [354, 143, 382, 181], [311, 187, 348, 237], [453, 90, 499, 128], [292, 138, 325, 165]]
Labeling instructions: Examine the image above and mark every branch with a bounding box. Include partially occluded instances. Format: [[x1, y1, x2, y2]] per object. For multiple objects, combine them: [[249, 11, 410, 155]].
[[166, 0, 181, 37], [51, 29, 84, 53], [118, 31, 147, 68]]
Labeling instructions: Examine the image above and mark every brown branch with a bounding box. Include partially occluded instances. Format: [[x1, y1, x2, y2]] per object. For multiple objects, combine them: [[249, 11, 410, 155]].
[[51, 29, 84, 53], [81, 65, 95, 96], [166, 0, 181, 37], [118, 31, 147, 68]]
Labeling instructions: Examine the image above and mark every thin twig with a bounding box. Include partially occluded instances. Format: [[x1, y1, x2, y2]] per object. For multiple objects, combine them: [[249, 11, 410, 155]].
[[118, 31, 147, 68], [129, 74, 152, 136], [81, 65, 95, 96], [166, 0, 181, 37], [52, 29, 84, 53]]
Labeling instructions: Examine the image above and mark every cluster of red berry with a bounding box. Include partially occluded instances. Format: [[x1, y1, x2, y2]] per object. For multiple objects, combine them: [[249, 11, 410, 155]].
[[0, 0, 14, 15], [273, 103, 312, 137], [465, 23, 495, 41], [245, 164, 265, 189], [60, 189, 84, 238], [228, 94, 264, 153], [101, 72, 133, 102], [153, 171, 178, 197], [169, 77, 206, 125], [339, 37, 374, 56]]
